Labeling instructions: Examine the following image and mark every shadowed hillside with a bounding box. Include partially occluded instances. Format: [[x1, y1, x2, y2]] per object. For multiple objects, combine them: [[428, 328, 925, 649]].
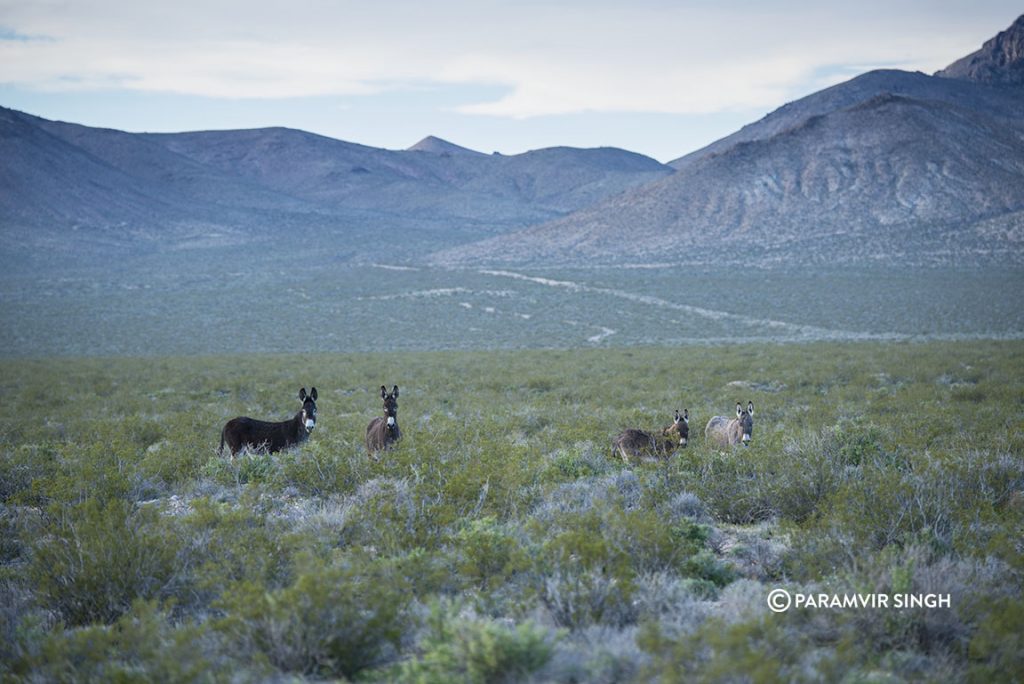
[[0, 110, 671, 270]]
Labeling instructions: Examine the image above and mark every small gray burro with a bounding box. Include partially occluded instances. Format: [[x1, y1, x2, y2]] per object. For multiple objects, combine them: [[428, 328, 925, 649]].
[[705, 401, 754, 447]]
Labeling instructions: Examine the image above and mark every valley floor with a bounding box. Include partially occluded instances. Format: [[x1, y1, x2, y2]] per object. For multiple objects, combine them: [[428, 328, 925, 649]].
[[1, 341, 1022, 681]]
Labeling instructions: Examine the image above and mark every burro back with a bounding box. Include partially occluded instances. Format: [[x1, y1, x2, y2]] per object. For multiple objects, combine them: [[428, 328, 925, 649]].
[[613, 409, 689, 463], [219, 387, 318, 457], [705, 401, 754, 448]]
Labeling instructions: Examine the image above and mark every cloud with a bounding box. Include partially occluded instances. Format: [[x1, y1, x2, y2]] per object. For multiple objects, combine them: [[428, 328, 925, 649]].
[[0, 0, 1017, 114]]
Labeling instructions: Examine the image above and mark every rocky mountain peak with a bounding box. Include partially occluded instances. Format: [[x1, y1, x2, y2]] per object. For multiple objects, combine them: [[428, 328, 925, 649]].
[[935, 14, 1024, 85]]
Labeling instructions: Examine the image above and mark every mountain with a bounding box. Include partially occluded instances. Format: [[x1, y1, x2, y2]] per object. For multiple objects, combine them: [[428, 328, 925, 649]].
[[407, 135, 485, 156], [936, 14, 1024, 85], [434, 15, 1024, 267], [667, 69, 1023, 171], [0, 110, 671, 269]]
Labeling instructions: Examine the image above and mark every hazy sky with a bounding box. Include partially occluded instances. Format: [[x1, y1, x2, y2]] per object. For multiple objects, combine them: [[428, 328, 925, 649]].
[[0, 1, 1019, 161]]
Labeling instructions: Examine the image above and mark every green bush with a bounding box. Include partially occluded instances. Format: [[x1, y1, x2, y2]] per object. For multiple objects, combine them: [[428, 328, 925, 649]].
[[29, 498, 182, 626], [275, 440, 367, 497], [8, 600, 227, 683], [200, 450, 277, 486], [968, 595, 1024, 682], [181, 492, 310, 601], [639, 613, 841, 683], [399, 602, 557, 684], [453, 516, 530, 592], [215, 551, 413, 679]]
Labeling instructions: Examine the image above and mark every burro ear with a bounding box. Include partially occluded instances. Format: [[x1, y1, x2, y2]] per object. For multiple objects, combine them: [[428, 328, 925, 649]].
[[299, 388, 307, 401], [380, 385, 388, 399], [683, 409, 689, 423], [736, 402, 743, 418], [747, 401, 754, 416], [674, 410, 681, 422], [392, 385, 399, 398], [310, 387, 318, 401]]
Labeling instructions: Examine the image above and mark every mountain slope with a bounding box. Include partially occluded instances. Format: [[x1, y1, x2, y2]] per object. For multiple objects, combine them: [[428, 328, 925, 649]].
[[0, 110, 671, 266], [669, 69, 1024, 171], [434, 16, 1024, 267], [147, 128, 671, 221], [936, 14, 1024, 85]]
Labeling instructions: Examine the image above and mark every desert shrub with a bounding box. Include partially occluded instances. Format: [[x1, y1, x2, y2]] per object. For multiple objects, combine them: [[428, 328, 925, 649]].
[[531, 471, 642, 526], [215, 551, 413, 679], [793, 447, 1024, 574], [0, 579, 41, 677], [28, 498, 183, 626], [689, 420, 895, 526], [0, 504, 22, 564], [541, 442, 616, 482], [727, 533, 787, 581], [200, 450, 277, 486], [968, 595, 1024, 682], [18, 442, 136, 507], [825, 418, 890, 467], [426, 430, 544, 522], [545, 625, 650, 684], [770, 423, 887, 523], [632, 571, 715, 624], [274, 440, 367, 497], [1, 341, 1021, 681], [541, 503, 711, 581], [181, 492, 311, 601], [689, 449, 776, 524], [535, 499, 727, 629], [453, 516, 531, 592], [638, 613, 844, 683], [540, 566, 638, 629], [8, 600, 228, 683], [661, 490, 712, 524], [137, 426, 209, 489], [399, 602, 557, 683], [337, 477, 422, 554], [0, 444, 62, 504]]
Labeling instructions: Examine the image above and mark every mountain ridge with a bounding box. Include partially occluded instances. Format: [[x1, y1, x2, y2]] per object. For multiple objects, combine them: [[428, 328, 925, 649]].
[[3, 15, 1024, 271], [434, 15, 1024, 267], [0, 107, 672, 268], [936, 14, 1024, 84]]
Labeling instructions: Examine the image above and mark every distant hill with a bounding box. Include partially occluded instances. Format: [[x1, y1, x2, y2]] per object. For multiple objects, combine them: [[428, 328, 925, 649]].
[[407, 135, 486, 156], [435, 15, 1024, 267], [0, 111, 671, 269]]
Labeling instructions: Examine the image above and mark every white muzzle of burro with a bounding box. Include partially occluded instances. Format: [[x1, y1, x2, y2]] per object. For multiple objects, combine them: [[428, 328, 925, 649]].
[[306, 418, 316, 431], [742, 433, 751, 445], [387, 416, 396, 427]]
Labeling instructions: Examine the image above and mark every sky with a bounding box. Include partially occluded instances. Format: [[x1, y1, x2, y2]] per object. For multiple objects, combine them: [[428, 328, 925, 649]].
[[0, 1, 1020, 162]]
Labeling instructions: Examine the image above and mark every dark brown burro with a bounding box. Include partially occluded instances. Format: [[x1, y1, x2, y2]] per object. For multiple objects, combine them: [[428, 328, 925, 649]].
[[705, 401, 754, 447], [219, 387, 318, 457], [366, 385, 401, 454], [613, 409, 689, 463]]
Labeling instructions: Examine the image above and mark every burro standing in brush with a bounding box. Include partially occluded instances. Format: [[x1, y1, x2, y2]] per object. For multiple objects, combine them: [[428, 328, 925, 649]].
[[366, 385, 401, 454], [219, 387, 318, 457], [705, 401, 754, 447], [613, 410, 689, 463]]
